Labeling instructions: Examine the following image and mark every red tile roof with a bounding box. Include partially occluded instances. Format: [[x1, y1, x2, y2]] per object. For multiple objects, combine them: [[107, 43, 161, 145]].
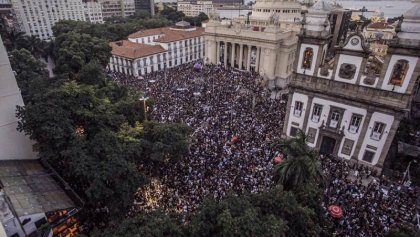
[[128, 27, 204, 43], [110, 40, 166, 59]]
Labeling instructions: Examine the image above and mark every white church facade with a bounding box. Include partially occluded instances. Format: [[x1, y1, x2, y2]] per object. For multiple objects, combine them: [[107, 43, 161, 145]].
[[283, 1, 420, 169]]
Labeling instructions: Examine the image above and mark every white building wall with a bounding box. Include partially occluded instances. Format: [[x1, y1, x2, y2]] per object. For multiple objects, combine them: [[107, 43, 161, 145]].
[[109, 36, 205, 76], [12, 0, 86, 40], [359, 112, 394, 165], [85, 1, 104, 23], [289, 91, 393, 165], [0, 37, 36, 160], [287, 92, 308, 135], [177, 1, 214, 17], [305, 98, 368, 159]]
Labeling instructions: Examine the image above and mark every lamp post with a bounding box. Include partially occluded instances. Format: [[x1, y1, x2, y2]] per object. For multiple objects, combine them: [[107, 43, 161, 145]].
[[139, 97, 149, 121], [402, 159, 418, 186]]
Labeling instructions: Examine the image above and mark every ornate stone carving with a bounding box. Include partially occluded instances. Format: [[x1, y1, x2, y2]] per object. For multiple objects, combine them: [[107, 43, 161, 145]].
[[269, 12, 280, 25], [208, 10, 220, 21], [363, 76, 376, 85], [339, 63, 357, 79], [320, 64, 330, 77]]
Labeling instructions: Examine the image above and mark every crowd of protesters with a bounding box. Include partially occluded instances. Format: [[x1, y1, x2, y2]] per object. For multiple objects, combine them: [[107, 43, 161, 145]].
[[322, 155, 419, 236], [112, 62, 287, 213], [110, 62, 418, 234]]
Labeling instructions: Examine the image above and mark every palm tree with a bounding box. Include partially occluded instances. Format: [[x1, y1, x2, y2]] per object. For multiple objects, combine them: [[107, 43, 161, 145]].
[[272, 129, 324, 191]]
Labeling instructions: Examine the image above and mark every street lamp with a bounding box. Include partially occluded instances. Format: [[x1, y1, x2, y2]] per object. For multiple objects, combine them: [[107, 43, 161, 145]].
[[402, 159, 418, 187], [139, 96, 149, 121]]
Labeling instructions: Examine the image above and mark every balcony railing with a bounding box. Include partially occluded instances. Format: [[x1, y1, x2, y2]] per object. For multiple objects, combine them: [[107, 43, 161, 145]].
[[349, 125, 358, 134], [329, 120, 338, 129], [371, 132, 382, 141]]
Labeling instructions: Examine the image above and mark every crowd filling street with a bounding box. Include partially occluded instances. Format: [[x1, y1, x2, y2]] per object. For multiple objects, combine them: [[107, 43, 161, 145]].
[[110, 62, 419, 235]]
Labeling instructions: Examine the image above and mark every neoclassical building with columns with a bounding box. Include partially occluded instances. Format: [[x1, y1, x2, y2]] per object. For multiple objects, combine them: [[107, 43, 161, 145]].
[[204, 0, 302, 88]]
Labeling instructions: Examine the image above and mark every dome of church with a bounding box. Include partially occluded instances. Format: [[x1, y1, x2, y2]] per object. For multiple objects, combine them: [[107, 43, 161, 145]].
[[308, 0, 333, 14], [404, 3, 420, 19], [303, 0, 332, 37], [397, 2, 420, 47]]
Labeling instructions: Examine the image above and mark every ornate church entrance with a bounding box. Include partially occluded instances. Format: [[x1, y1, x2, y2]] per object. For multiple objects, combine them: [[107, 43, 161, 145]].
[[320, 136, 336, 155]]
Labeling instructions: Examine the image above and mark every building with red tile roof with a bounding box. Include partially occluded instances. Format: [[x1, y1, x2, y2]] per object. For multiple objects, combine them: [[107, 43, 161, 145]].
[[108, 22, 205, 76]]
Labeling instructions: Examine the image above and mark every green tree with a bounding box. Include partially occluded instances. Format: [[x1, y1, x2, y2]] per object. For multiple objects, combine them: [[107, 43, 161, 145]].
[[160, 8, 186, 22], [141, 121, 192, 163], [9, 49, 49, 103], [99, 186, 322, 237], [188, 186, 320, 237], [131, 10, 152, 20], [2, 30, 26, 51], [77, 60, 107, 85], [52, 32, 111, 78], [272, 130, 324, 191], [99, 210, 185, 237], [65, 130, 147, 216], [22, 35, 48, 59]]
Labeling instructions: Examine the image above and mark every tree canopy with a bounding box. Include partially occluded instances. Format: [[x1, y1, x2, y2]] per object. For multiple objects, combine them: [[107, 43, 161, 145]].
[[101, 186, 322, 237], [12, 48, 192, 220], [272, 130, 324, 191]]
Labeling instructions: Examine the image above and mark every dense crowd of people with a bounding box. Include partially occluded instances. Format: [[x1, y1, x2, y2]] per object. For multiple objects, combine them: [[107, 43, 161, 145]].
[[110, 62, 418, 234], [112, 62, 286, 213], [322, 155, 419, 236]]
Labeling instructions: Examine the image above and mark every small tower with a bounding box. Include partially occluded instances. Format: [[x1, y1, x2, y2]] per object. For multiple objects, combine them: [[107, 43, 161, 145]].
[[378, 3, 420, 94], [295, 0, 333, 77]]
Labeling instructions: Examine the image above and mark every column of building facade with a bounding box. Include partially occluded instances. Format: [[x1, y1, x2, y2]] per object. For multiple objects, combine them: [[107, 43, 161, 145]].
[[216, 41, 220, 64], [351, 110, 373, 162], [376, 117, 402, 168], [231, 42, 236, 67], [255, 46, 260, 72], [239, 44, 244, 70], [223, 41, 228, 66], [247, 45, 252, 71], [302, 95, 314, 132], [282, 91, 294, 137]]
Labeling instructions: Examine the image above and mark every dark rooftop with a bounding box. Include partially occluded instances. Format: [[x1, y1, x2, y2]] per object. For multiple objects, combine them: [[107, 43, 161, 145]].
[[0, 160, 75, 217]]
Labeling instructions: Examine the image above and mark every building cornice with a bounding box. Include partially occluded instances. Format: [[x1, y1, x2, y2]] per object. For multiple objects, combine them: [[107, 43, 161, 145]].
[[289, 73, 410, 115], [204, 32, 297, 46]]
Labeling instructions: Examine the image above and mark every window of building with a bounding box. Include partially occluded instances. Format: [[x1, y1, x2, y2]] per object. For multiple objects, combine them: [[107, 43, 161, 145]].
[[362, 150, 375, 163], [302, 47, 313, 70], [311, 104, 322, 122], [349, 114, 362, 133], [371, 122, 385, 141], [329, 111, 340, 128], [294, 101, 303, 117], [290, 126, 299, 137], [390, 59, 409, 86]]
